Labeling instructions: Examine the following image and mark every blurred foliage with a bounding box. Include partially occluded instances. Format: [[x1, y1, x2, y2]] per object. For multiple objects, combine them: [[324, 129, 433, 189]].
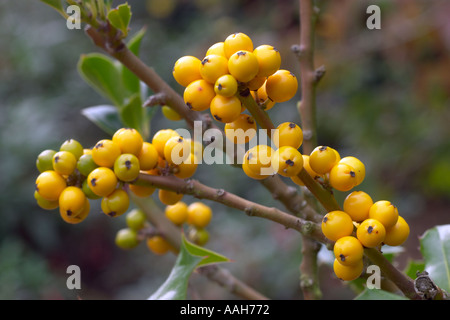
[[0, 0, 449, 299]]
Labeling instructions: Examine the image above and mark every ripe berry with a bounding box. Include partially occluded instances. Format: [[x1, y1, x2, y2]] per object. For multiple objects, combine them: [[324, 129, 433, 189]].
[[356, 218, 386, 248], [138, 142, 159, 170], [112, 128, 144, 156], [87, 167, 118, 197], [114, 153, 141, 182], [35, 170, 67, 201], [333, 258, 363, 281], [126, 209, 147, 231], [92, 139, 121, 168], [164, 136, 191, 165], [329, 162, 358, 192], [129, 183, 156, 198], [271, 146, 304, 177], [173, 55, 202, 87], [183, 79, 216, 112], [206, 42, 226, 58], [101, 188, 130, 217], [210, 95, 242, 123], [115, 228, 140, 250], [200, 54, 229, 84], [224, 114, 257, 144], [265, 70, 298, 103], [151, 129, 180, 158], [162, 105, 182, 121], [368, 200, 399, 230], [147, 235, 173, 255], [60, 139, 84, 160], [59, 186, 87, 218], [52, 151, 77, 176], [340, 156, 365, 186], [242, 145, 275, 179], [165, 201, 189, 226], [321, 210, 354, 242], [309, 146, 338, 175], [187, 202, 212, 229], [223, 32, 253, 59], [60, 198, 90, 224], [77, 153, 99, 177], [34, 190, 59, 210], [272, 122, 303, 149], [253, 44, 281, 77], [343, 191, 373, 222], [214, 74, 238, 97], [228, 50, 259, 83], [158, 189, 183, 206], [333, 236, 364, 266], [173, 153, 198, 179], [252, 83, 276, 110], [291, 155, 320, 186], [36, 149, 57, 173], [383, 216, 410, 246]]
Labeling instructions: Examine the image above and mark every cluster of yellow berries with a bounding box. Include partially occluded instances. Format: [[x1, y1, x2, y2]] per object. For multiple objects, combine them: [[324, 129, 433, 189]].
[[34, 126, 202, 224], [322, 190, 410, 281], [173, 32, 298, 126]]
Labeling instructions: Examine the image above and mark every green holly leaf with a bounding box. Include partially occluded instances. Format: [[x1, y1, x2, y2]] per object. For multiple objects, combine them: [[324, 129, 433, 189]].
[[148, 235, 230, 300], [39, 0, 68, 18], [354, 288, 409, 300], [81, 105, 123, 136], [107, 3, 131, 37], [420, 224, 450, 292], [78, 53, 125, 107]]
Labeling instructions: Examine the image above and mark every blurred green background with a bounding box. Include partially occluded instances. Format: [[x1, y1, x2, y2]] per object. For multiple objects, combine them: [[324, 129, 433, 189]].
[[0, 0, 449, 300]]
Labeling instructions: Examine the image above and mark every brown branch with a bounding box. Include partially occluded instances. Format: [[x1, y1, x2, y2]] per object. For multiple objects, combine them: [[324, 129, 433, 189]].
[[135, 173, 330, 245]]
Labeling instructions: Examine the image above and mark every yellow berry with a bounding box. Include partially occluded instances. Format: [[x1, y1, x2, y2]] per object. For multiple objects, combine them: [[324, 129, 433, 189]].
[[34, 190, 59, 210], [206, 42, 226, 58], [210, 95, 242, 123], [340, 156, 365, 186], [183, 79, 215, 111], [101, 188, 130, 217], [59, 186, 86, 219], [92, 139, 121, 168], [333, 258, 363, 281], [242, 145, 275, 179], [87, 167, 118, 197], [383, 216, 410, 246], [151, 129, 180, 158], [329, 162, 358, 192], [224, 114, 257, 144], [309, 146, 338, 175], [165, 201, 189, 226], [321, 210, 354, 242], [357, 218, 386, 248], [172, 152, 198, 179], [228, 50, 259, 83], [173, 55, 202, 87], [158, 189, 183, 205], [163, 136, 191, 165], [271, 146, 303, 177], [112, 128, 144, 156], [162, 105, 182, 121], [343, 191, 373, 222], [138, 142, 159, 170], [52, 151, 77, 176], [272, 122, 303, 149], [200, 54, 229, 84], [214, 74, 238, 97], [60, 197, 90, 224], [147, 235, 173, 255], [368, 200, 399, 230], [187, 202, 212, 229], [253, 44, 281, 77], [35, 170, 67, 201], [333, 236, 364, 266], [223, 32, 253, 59], [265, 70, 298, 103]]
